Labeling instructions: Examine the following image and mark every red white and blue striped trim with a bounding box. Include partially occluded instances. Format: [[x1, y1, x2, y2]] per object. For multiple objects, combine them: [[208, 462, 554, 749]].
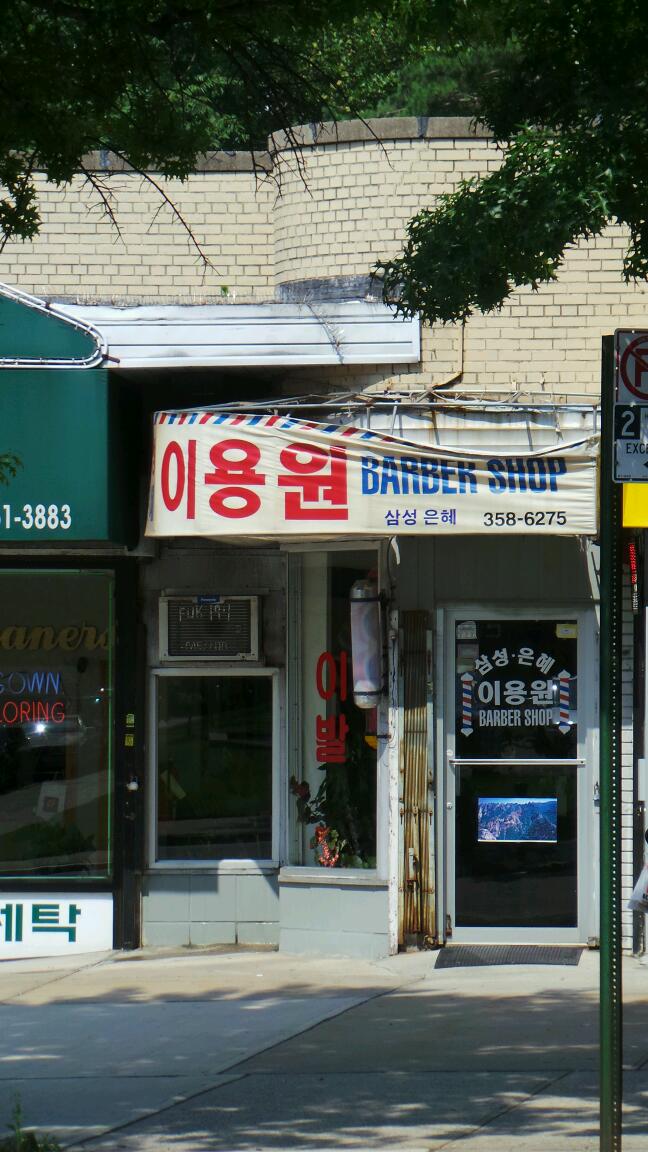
[[153, 410, 397, 443]]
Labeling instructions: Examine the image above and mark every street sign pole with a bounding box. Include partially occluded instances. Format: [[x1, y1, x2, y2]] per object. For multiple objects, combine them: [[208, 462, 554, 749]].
[[600, 335, 623, 1152]]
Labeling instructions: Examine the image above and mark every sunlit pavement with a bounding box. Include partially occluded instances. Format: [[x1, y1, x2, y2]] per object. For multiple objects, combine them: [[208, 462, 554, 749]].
[[0, 946, 646, 1150]]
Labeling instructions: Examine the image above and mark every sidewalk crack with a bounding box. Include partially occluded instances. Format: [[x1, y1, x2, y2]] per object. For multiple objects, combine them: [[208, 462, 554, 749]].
[[0, 954, 115, 1005], [432, 1069, 573, 1150], [65, 1071, 251, 1149]]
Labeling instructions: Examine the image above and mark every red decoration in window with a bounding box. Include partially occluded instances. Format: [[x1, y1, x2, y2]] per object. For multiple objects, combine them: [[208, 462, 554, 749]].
[[315, 713, 350, 764]]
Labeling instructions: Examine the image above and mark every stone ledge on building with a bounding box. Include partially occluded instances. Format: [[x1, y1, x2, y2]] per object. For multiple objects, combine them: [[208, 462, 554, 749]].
[[278, 274, 384, 303], [72, 149, 272, 174], [269, 116, 492, 152], [65, 116, 490, 175]]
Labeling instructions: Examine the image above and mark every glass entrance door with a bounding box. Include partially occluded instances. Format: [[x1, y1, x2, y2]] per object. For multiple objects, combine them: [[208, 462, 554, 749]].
[[446, 614, 590, 942]]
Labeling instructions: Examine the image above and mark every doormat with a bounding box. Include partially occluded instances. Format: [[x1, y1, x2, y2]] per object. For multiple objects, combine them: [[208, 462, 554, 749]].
[[434, 945, 583, 968]]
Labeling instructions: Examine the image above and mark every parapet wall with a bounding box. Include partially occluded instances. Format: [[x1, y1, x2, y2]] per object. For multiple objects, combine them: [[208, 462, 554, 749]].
[[0, 117, 646, 398], [7, 166, 274, 304]]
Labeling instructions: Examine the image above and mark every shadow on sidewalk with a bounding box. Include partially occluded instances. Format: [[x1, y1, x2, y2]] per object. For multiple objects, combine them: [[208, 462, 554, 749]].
[[0, 977, 647, 1150]]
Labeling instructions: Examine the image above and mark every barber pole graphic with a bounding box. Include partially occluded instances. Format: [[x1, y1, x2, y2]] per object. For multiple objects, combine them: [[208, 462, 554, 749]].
[[460, 672, 474, 736], [557, 670, 571, 733]]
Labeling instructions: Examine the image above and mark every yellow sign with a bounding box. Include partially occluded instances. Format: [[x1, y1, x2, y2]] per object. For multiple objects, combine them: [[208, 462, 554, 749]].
[[623, 484, 648, 527]]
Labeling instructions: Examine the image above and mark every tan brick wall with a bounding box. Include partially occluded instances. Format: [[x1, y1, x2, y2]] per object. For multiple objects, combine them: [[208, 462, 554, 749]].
[[458, 227, 648, 400], [0, 120, 647, 399], [270, 125, 648, 401], [0, 169, 274, 303], [272, 136, 498, 286]]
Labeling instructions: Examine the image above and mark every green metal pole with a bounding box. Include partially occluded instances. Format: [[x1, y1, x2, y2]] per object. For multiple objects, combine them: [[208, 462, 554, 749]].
[[599, 335, 623, 1152]]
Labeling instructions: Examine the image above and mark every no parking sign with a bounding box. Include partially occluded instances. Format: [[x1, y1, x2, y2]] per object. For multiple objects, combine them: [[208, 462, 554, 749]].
[[614, 330, 648, 481], [616, 331, 648, 403]]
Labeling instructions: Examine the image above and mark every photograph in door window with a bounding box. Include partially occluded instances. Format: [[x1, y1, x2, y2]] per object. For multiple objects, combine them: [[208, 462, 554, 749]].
[[455, 619, 578, 759], [477, 797, 558, 843], [456, 764, 577, 927]]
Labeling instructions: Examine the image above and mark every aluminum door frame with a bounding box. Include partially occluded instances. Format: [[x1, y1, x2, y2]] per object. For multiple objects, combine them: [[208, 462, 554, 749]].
[[437, 604, 598, 945]]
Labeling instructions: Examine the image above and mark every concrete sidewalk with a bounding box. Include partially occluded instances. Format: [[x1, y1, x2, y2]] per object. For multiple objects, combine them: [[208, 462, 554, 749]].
[[0, 946, 647, 1150]]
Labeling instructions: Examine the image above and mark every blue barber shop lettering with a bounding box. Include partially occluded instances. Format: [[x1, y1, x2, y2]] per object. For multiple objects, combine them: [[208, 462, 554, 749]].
[[361, 455, 477, 495], [487, 457, 567, 493], [360, 454, 568, 497]]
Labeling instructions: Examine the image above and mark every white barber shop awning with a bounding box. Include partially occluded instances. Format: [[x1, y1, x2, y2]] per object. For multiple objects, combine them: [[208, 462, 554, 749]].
[[146, 411, 599, 538]]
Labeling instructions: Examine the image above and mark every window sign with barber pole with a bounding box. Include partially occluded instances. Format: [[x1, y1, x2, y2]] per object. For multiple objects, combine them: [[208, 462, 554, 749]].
[[0, 893, 113, 957], [146, 413, 599, 538], [455, 620, 579, 760], [306, 649, 352, 868]]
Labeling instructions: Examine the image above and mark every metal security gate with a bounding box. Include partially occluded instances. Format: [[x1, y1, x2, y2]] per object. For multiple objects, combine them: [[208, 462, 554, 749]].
[[398, 611, 436, 946]]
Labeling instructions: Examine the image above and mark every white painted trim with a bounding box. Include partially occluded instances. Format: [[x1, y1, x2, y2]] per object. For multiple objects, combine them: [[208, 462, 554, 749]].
[[441, 927, 584, 945], [150, 862, 278, 875], [387, 608, 400, 954], [375, 538, 392, 885], [435, 607, 448, 942], [279, 867, 386, 887]]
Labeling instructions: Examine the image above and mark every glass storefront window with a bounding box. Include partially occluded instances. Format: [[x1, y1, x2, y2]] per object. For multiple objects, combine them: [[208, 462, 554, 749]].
[[290, 550, 378, 869], [0, 571, 113, 878], [155, 673, 274, 861]]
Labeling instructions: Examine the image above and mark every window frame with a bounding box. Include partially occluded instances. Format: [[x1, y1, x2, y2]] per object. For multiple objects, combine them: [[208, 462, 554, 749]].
[[148, 666, 281, 872]]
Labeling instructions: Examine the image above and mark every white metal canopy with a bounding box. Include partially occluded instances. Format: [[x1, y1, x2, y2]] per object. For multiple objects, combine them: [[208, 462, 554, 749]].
[[52, 300, 421, 369]]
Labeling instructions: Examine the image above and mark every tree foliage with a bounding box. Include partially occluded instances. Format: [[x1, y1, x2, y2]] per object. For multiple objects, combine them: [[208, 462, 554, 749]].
[[381, 0, 648, 322], [361, 40, 516, 120], [0, 454, 20, 486], [0, 0, 422, 247], [3, 0, 641, 325]]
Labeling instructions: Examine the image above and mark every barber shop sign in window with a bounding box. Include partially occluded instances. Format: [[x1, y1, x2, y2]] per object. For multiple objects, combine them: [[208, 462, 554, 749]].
[[455, 620, 578, 760]]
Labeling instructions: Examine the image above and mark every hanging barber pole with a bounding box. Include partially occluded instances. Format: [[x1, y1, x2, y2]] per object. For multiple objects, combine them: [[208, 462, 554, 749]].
[[146, 412, 599, 538], [350, 578, 383, 709]]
